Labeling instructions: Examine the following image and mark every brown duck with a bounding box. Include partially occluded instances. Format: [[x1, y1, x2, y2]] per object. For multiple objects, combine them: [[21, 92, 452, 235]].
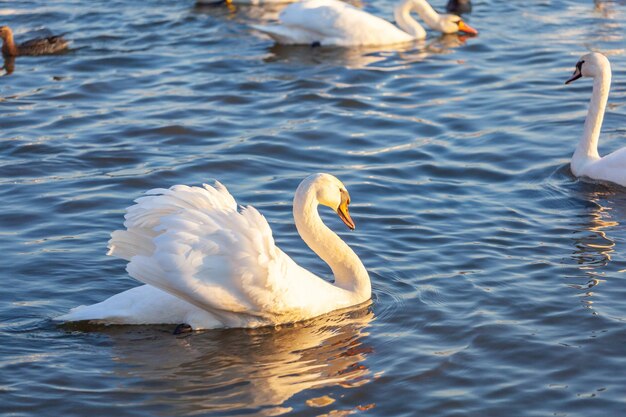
[[0, 26, 68, 57]]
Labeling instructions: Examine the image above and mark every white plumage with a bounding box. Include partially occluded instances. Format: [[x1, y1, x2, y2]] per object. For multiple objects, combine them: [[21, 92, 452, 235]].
[[57, 174, 371, 330], [566, 52, 626, 187], [252, 0, 477, 46], [199, 0, 296, 4]]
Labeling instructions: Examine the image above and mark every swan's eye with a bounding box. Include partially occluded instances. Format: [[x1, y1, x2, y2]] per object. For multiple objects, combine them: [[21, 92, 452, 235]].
[[339, 188, 350, 205], [576, 60, 585, 71]]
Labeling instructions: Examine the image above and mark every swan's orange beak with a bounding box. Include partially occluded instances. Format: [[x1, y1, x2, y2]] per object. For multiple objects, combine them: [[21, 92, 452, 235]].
[[336, 190, 355, 230], [458, 20, 478, 36]]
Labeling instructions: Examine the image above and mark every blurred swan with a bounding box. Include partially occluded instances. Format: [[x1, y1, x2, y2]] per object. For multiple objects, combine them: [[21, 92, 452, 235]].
[[252, 0, 477, 46], [0, 26, 68, 56], [57, 173, 371, 330], [565, 52, 626, 187], [196, 0, 296, 4]]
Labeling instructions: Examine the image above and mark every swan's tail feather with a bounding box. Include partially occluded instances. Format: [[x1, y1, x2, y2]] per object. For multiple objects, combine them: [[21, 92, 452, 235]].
[[54, 303, 125, 323], [54, 305, 91, 322]]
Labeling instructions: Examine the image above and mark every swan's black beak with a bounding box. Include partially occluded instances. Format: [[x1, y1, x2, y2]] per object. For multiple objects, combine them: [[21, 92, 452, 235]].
[[565, 70, 582, 85], [566, 60, 584, 85], [336, 190, 355, 230]]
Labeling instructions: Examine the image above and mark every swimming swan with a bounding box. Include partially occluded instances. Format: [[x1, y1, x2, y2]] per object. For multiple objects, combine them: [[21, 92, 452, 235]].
[[565, 52, 626, 187], [57, 174, 371, 330], [0, 26, 68, 57], [252, 0, 477, 46]]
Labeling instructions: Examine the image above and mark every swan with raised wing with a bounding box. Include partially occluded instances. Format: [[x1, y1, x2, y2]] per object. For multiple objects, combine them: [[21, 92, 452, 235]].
[[252, 0, 477, 46], [57, 174, 371, 331], [565, 52, 626, 187]]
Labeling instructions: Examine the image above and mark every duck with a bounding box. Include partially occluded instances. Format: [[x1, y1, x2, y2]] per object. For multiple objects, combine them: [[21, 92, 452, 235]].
[[446, 0, 471, 14], [251, 0, 477, 47], [56, 173, 372, 331], [0, 26, 68, 57], [565, 52, 626, 187]]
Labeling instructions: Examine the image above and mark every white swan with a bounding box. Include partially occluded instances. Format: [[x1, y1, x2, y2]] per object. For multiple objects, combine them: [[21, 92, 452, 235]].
[[251, 0, 478, 46], [56, 173, 371, 330], [565, 52, 626, 187], [197, 0, 296, 5]]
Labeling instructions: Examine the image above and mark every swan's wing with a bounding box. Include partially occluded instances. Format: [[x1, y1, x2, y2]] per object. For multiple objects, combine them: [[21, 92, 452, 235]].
[[108, 183, 301, 324], [588, 147, 626, 186], [268, 0, 407, 45]]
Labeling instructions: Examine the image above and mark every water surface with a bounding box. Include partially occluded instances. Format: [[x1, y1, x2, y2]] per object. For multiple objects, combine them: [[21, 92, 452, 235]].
[[1, 0, 626, 416]]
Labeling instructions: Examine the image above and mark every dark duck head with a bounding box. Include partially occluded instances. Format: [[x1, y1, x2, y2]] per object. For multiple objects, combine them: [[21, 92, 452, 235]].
[[446, 0, 472, 14]]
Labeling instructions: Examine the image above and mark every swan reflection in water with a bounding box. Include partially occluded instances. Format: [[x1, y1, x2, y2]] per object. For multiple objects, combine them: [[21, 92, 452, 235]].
[[97, 304, 376, 415], [192, 0, 475, 69], [263, 33, 472, 68], [569, 187, 626, 314]]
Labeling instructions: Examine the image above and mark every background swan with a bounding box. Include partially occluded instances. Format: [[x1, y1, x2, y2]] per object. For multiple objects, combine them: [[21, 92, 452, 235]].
[[252, 0, 477, 46], [57, 173, 371, 330], [565, 52, 626, 187], [197, 0, 297, 4]]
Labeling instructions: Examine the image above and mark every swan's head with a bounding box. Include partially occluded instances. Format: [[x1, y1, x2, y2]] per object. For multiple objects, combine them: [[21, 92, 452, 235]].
[[565, 52, 611, 84], [298, 173, 355, 230], [437, 15, 477, 35]]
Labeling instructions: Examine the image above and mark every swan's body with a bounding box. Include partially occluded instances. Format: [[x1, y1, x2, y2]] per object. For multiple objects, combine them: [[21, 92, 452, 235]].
[[252, 0, 477, 46], [565, 53, 626, 187], [57, 174, 371, 330], [199, 0, 296, 4], [0, 26, 68, 57]]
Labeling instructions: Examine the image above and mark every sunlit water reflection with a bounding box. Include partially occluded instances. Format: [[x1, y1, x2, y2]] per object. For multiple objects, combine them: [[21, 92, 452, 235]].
[[1, 0, 626, 416]]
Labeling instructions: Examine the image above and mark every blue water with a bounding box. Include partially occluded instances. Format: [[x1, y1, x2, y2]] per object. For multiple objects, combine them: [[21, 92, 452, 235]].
[[1, 0, 626, 416]]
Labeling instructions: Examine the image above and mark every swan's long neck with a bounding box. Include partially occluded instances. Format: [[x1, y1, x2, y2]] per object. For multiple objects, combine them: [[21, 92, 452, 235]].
[[572, 64, 611, 171], [293, 185, 370, 300], [394, 0, 440, 39]]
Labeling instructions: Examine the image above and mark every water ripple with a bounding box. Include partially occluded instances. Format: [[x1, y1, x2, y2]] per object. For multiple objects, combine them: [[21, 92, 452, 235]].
[[1, 0, 626, 416]]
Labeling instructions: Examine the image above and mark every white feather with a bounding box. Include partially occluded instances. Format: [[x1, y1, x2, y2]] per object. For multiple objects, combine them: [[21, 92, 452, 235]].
[[253, 0, 412, 46], [57, 175, 371, 330], [567, 53, 626, 187], [252, 0, 476, 46]]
